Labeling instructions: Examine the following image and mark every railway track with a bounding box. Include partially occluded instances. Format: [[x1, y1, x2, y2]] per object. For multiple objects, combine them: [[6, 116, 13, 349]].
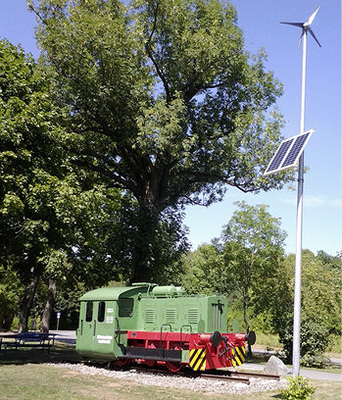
[[200, 372, 251, 385], [228, 370, 281, 380], [198, 369, 280, 385], [132, 365, 281, 385]]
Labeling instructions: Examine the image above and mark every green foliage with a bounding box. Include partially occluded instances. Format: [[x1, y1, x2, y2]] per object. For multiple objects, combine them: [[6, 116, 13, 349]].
[[279, 318, 330, 367], [29, 0, 293, 280], [280, 376, 316, 400], [218, 201, 287, 330], [316, 250, 341, 270], [0, 38, 127, 329], [0, 264, 22, 329], [300, 251, 342, 334], [277, 250, 341, 366], [181, 244, 224, 295], [182, 202, 288, 332], [181, 203, 341, 368]]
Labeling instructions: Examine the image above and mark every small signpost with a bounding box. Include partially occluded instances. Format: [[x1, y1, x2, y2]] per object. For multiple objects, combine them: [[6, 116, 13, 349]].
[[56, 312, 61, 331]]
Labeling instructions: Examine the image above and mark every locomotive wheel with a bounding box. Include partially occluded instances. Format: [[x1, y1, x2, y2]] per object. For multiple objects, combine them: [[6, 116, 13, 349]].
[[165, 361, 183, 373], [143, 359, 156, 367], [113, 358, 130, 369]]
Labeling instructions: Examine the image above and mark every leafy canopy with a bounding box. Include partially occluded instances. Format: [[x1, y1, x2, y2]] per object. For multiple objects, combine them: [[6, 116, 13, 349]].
[[0, 38, 123, 287], [182, 201, 288, 330], [30, 0, 292, 211], [28, 0, 294, 280]]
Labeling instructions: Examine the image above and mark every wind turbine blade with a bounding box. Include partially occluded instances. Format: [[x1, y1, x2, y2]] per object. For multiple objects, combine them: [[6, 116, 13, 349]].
[[306, 5, 320, 26], [308, 28, 322, 47], [299, 30, 305, 48], [280, 22, 304, 29]]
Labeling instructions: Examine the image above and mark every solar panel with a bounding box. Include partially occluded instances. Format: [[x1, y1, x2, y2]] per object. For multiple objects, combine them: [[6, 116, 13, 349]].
[[264, 129, 315, 176], [282, 132, 311, 167], [265, 138, 294, 173]]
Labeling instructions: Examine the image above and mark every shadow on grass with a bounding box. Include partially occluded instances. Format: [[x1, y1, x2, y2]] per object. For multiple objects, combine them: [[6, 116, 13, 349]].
[[0, 342, 82, 366]]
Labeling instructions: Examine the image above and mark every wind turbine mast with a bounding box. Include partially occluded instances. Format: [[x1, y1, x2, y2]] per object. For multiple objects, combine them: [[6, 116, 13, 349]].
[[281, 6, 321, 377]]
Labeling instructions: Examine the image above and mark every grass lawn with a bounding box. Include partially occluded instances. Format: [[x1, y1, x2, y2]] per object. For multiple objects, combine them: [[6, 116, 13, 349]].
[[0, 345, 341, 400], [0, 362, 341, 400], [254, 332, 342, 356], [253, 332, 283, 351]]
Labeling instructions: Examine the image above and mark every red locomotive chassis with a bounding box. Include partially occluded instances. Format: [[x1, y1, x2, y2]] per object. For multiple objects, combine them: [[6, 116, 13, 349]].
[[122, 330, 248, 371]]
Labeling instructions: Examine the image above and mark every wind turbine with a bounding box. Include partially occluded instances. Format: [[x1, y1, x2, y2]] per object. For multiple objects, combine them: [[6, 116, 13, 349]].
[[281, 6, 322, 48], [281, 6, 321, 377]]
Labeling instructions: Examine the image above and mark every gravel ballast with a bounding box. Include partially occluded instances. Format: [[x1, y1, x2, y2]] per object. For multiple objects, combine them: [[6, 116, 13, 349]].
[[49, 363, 288, 395]]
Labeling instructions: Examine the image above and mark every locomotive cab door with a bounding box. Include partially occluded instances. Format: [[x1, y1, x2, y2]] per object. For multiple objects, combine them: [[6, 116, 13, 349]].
[[77, 300, 97, 352], [77, 300, 119, 356]]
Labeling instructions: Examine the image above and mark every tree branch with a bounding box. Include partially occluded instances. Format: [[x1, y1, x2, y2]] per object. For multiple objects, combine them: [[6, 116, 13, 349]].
[[144, 2, 171, 102]]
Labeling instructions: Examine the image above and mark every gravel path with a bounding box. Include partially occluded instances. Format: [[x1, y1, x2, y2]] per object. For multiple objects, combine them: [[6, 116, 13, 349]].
[[48, 363, 287, 395]]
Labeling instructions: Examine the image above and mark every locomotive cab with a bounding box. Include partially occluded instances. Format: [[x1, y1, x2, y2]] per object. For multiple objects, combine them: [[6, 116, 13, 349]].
[[76, 284, 152, 360]]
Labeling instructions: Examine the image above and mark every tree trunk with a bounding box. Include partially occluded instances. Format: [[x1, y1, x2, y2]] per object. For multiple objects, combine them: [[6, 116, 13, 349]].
[[18, 276, 38, 333], [40, 279, 57, 333], [130, 206, 159, 283], [3, 311, 15, 331], [0, 309, 4, 330], [242, 284, 252, 356], [243, 293, 249, 332]]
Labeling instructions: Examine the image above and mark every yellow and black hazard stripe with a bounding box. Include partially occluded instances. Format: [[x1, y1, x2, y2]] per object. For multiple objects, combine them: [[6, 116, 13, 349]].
[[231, 346, 246, 367], [189, 348, 206, 371]]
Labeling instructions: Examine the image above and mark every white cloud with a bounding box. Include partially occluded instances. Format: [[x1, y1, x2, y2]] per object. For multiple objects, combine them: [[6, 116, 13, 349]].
[[279, 195, 342, 208], [304, 195, 327, 207], [279, 196, 296, 206], [329, 198, 342, 208]]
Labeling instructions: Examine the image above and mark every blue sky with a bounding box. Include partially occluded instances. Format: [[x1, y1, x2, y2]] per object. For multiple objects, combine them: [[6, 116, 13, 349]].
[[186, 0, 341, 256], [1, 0, 341, 256]]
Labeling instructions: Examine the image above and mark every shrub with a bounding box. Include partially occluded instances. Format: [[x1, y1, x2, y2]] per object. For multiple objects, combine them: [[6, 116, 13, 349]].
[[280, 376, 316, 400], [278, 318, 330, 367], [301, 353, 328, 368]]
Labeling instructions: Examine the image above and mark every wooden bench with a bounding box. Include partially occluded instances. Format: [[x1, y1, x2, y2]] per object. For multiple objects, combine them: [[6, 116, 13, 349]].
[[0, 332, 56, 352]]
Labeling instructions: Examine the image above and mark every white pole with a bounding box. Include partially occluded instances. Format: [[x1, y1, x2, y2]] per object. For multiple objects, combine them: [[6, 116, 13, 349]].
[[292, 30, 307, 377]]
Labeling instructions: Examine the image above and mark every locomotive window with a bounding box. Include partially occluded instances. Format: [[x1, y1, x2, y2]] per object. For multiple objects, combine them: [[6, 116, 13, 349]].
[[98, 301, 105, 322], [86, 302, 93, 322], [118, 298, 134, 318]]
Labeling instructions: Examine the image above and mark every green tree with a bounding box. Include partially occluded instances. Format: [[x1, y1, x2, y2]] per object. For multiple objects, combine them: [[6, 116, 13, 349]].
[[0, 264, 22, 330], [105, 203, 190, 283], [316, 250, 341, 270], [0, 39, 123, 331], [29, 0, 293, 282], [0, 39, 60, 331], [181, 202, 289, 336], [219, 201, 288, 332], [181, 244, 224, 294], [279, 250, 342, 366]]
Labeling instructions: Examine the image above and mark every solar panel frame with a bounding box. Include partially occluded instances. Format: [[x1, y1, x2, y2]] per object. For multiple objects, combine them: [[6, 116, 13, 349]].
[[264, 129, 315, 176]]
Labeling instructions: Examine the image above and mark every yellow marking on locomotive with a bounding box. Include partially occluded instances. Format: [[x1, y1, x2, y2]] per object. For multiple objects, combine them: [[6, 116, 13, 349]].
[[189, 348, 206, 371], [231, 346, 246, 367]]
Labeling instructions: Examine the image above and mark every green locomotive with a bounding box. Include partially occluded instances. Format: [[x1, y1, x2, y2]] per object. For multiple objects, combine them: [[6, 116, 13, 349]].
[[76, 283, 255, 371]]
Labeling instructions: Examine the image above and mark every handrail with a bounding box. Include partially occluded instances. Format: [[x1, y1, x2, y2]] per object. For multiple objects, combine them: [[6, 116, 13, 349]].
[[159, 324, 172, 349], [179, 325, 192, 349]]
